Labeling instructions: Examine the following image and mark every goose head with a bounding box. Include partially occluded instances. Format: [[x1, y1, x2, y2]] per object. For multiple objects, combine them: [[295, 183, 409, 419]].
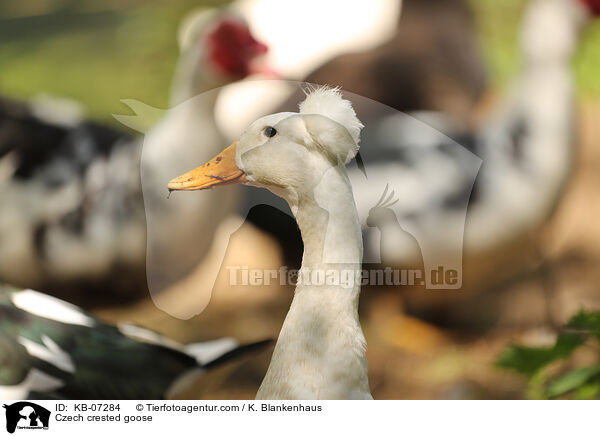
[[579, 0, 600, 15], [202, 16, 268, 80], [183, 11, 269, 78], [171, 11, 270, 105], [167, 87, 363, 208]]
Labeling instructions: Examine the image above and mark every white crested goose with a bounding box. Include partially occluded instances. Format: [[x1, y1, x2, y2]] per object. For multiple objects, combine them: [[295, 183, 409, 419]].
[[224, 0, 599, 298], [212, 0, 489, 276], [168, 87, 372, 399]]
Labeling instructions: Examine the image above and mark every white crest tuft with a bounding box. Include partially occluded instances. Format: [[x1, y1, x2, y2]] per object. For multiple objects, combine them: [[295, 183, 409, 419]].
[[299, 86, 363, 147]]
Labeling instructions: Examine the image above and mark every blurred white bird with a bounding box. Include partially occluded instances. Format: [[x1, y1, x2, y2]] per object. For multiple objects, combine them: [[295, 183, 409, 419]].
[[215, 0, 402, 141], [304, 0, 488, 124], [0, 10, 270, 308], [348, 0, 599, 295]]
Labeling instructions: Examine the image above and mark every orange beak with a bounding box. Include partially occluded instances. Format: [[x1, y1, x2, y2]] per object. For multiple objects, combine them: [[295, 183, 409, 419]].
[[167, 140, 246, 191]]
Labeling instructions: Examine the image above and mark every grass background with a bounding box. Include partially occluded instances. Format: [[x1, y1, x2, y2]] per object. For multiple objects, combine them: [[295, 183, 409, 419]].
[[0, 0, 598, 121]]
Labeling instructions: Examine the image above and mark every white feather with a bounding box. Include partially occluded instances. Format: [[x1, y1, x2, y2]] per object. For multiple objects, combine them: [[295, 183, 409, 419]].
[[117, 323, 185, 352], [119, 323, 239, 366], [11, 289, 95, 327], [184, 337, 239, 365], [18, 335, 75, 373], [0, 369, 65, 400]]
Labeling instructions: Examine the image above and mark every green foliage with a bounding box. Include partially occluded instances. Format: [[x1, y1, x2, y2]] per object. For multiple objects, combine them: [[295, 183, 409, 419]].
[[567, 310, 600, 340], [497, 333, 584, 376], [0, 1, 230, 122], [469, 0, 600, 97], [497, 310, 600, 399], [547, 363, 600, 397]]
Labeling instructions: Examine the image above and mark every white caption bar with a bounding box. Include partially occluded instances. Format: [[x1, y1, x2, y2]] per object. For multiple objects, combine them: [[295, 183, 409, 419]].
[[1, 400, 597, 435]]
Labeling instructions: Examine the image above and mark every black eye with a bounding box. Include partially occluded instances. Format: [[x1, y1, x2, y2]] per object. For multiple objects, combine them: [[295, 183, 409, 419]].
[[263, 126, 277, 138]]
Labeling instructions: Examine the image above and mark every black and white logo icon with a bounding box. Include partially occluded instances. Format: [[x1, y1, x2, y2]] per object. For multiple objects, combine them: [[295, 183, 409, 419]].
[[3, 402, 50, 434]]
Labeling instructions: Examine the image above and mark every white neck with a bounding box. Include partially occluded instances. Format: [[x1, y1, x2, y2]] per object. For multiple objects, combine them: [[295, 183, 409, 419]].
[[473, 0, 586, 247], [145, 52, 221, 183], [515, 0, 584, 181], [169, 45, 222, 107], [256, 165, 372, 399]]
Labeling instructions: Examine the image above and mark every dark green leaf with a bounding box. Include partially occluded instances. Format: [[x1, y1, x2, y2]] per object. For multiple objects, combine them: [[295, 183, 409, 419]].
[[567, 310, 600, 340], [574, 381, 600, 400], [496, 333, 584, 376], [547, 363, 600, 397]]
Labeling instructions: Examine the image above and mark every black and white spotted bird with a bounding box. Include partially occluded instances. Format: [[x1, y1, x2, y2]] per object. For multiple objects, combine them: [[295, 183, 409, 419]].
[[0, 287, 271, 400], [347, 0, 600, 268]]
